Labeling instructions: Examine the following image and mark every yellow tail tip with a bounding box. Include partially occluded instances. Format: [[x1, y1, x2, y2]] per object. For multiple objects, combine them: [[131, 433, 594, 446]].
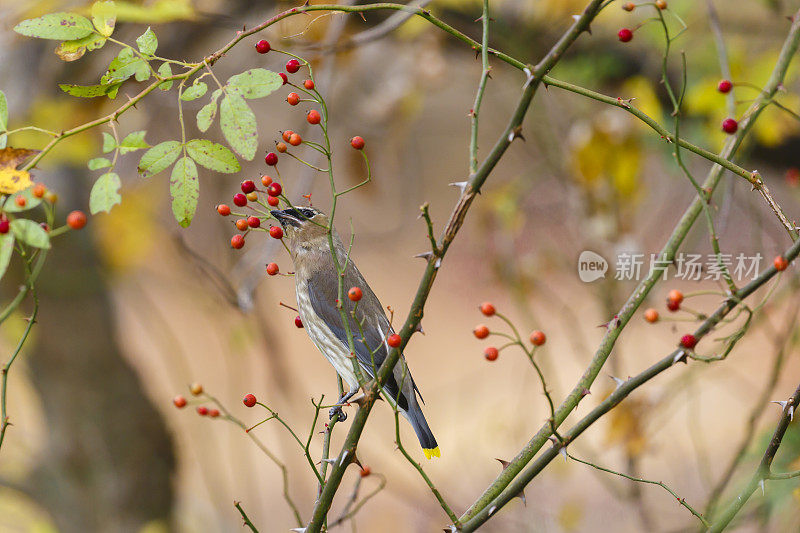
[[423, 447, 441, 460]]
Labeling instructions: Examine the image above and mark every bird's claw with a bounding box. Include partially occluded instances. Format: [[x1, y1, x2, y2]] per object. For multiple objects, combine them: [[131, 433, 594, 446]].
[[329, 405, 347, 422]]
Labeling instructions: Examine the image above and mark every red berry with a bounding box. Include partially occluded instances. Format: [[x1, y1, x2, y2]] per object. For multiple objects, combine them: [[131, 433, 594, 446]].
[[286, 59, 301, 73], [717, 79, 732, 93], [241, 180, 256, 193], [268, 183, 282, 197], [267, 195, 280, 207], [530, 330, 546, 346], [233, 193, 247, 207], [217, 204, 231, 216], [644, 308, 659, 323], [774, 255, 789, 271], [247, 216, 261, 228], [618, 28, 633, 42], [680, 334, 697, 349], [360, 465, 371, 477], [255, 39, 270, 54], [261, 175, 273, 187], [348, 286, 363, 301], [786, 168, 800, 187], [208, 408, 220, 418], [350, 136, 365, 150], [484, 346, 499, 361], [32, 183, 46, 198], [67, 210, 87, 230], [287, 92, 300, 106], [231, 234, 245, 249], [265, 152, 278, 166], [269, 226, 283, 239], [667, 289, 684, 305], [307, 110, 321, 124], [15, 195, 26, 207], [276, 142, 287, 153], [266, 262, 279, 276], [190, 383, 203, 395], [289, 133, 302, 146], [243, 393, 257, 407], [473, 324, 489, 339], [667, 299, 680, 312], [304, 79, 315, 90], [279, 72, 288, 85], [295, 316, 303, 328], [235, 219, 249, 231], [0, 219, 9, 234], [173, 395, 187, 408], [387, 333, 402, 348], [197, 406, 209, 416], [480, 302, 496, 316], [721, 118, 738, 134]]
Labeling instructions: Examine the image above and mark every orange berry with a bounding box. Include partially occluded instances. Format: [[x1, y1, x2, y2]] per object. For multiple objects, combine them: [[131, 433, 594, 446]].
[[348, 286, 363, 302], [480, 302, 496, 316], [289, 133, 302, 146], [622, 2, 635, 10], [246, 191, 258, 202], [303, 79, 315, 90], [231, 234, 245, 249], [655, 0, 667, 9], [307, 109, 321, 124], [473, 324, 489, 339], [287, 92, 300, 106], [282, 130, 293, 142], [667, 289, 683, 305], [276, 142, 287, 153], [266, 262, 279, 276], [67, 210, 87, 230], [774, 255, 789, 271], [217, 204, 231, 216], [530, 330, 546, 346], [387, 333, 402, 348], [32, 183, 46, 198], [208, 408, 220, 418], [484, 346, 499, 361], [15, 195, 26, 207], [360, 465, 371, 477], [644, 308, 659, 323], [173, 395, 187, 408], [236, 219, 249, 231], [190, 383, 203, 395], [261, 175, 273, 187]]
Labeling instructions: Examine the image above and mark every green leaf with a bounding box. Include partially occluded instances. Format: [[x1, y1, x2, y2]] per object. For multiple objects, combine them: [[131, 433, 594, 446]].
[[88, 157, 112, 170], [118, 130, 148, 154], [89, 172, 121, 214], [226, 69, 283, 99], [180, 81, 207, 101], [10, 219, 50, 249], [220, 94, 257, 160], [138, 140, 182, 177], [101, 48, 147, 84], [0, 233, 14, 282], [170, 156, 198, 227], [3, 187, 43, 213], [102, 132, 116, 153], [59, 82, 119, 98], [14, 13, 94, 41], [0, 91, 7, 132], [92, 1, 117, 37], [55, 32, 107, 61], [136, 26, 157, 55], [134, 59, 151, 82], [158, 62, 173, 91], [185, 139, 240, 173], [196, 89, 221, 132]]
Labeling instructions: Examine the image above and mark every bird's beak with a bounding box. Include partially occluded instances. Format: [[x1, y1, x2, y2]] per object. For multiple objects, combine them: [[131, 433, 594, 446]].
[[271, 209, 301, 228]]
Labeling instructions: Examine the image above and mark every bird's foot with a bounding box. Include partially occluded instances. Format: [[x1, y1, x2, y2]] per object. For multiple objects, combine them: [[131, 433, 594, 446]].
[[329, 405, 347, 422]]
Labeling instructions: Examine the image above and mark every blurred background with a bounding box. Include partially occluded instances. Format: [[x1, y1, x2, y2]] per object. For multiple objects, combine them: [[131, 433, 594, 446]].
[[1, 0, 800, 531]]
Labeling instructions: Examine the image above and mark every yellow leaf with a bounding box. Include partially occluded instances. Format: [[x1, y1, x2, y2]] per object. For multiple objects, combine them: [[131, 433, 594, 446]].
[[557, 501, 584, 532], [0, 147, 38, 194], [604, 397, 648, 457]]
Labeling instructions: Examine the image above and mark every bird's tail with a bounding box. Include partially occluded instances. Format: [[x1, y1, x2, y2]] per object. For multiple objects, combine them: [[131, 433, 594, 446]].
[[404, 402, 440, 459]]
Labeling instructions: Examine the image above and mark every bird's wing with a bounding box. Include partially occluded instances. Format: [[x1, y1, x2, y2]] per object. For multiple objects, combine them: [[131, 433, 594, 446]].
[[307, 264, 412, 411]]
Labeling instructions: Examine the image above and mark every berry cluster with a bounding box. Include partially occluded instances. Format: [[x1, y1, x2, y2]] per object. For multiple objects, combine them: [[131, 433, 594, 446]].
[[473, 301, 546, 362], [217, 176, 285, 250]]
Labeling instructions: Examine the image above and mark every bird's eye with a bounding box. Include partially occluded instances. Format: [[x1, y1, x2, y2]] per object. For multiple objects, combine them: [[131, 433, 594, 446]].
[[301, 208, 315, 218]]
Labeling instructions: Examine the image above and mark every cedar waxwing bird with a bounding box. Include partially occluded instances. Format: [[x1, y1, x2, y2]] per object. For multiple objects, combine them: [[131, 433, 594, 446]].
[[271, 207, 440, 459]]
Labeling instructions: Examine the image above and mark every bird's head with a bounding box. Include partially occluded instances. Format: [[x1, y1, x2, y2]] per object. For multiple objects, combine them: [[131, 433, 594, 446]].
[[271, 207, 331, 256]]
